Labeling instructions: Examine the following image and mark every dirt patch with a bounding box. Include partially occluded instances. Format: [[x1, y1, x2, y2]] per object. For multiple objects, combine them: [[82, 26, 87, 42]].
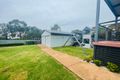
[[0, 67, 10, 73], [10, 71, 27, 80]]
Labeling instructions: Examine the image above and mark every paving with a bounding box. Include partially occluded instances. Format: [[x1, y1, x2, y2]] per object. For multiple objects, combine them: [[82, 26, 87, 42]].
[[38, 45, 120, 80]]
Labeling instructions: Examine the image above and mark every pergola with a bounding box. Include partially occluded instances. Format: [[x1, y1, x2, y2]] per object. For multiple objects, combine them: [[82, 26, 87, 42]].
[[95, 0, 120, 41], [94, 0, 120, 66]]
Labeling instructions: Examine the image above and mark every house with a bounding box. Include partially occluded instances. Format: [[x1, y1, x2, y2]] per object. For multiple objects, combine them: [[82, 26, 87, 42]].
[[8, 32, 21, 39], [82, 27, 94, 48], [82, 34, 92, 48], [41, 30, 74, 47]]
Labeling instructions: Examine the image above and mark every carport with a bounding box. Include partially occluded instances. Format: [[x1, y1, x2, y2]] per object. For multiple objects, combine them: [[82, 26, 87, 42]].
[[95, 0, 120, 41]]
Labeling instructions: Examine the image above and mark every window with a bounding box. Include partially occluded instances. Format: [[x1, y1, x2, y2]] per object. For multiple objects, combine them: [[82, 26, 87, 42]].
[[83, 39, 90, 44]]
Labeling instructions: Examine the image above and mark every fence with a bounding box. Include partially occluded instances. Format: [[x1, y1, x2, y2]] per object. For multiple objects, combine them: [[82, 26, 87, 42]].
[[0, 40, 41, 45]]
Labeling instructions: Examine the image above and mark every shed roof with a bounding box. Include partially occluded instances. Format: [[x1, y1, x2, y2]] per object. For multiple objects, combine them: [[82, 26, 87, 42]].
[[44, 30, 73, 36], [105, 0, 120, 17]]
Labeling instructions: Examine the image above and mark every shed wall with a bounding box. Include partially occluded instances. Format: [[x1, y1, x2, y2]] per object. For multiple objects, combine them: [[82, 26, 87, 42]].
[[41, 31, 51, 47], [41, 31, 73, 47], [51, 35, 73, 47], [41, 36, 51, 47]]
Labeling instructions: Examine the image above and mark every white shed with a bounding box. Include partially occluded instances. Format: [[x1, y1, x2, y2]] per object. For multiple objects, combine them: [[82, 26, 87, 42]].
[[41, 30, 73, 47]]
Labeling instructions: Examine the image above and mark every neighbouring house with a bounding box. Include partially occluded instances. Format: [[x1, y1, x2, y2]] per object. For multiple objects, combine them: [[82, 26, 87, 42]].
[[7, 32, 26, 40], [82, 27, 94, 48], [8, 32, 20, 39], [41, 30, 74, 47], [82, 33, 92, 48]]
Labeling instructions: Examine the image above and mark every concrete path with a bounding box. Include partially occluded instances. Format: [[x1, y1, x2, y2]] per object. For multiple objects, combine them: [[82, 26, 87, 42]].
[[38, 45, 120, 80]]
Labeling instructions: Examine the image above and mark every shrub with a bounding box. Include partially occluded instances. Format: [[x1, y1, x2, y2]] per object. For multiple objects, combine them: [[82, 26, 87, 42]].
[[107, 62, 120, 73], [93, 60, 102, 66], [84, 56, 93, 62], [25, 41, 36, 45], [0, 43, 24, 47]]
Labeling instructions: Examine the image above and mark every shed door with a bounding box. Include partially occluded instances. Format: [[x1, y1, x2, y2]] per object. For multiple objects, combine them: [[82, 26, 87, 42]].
[[42, 36, 51, 47]]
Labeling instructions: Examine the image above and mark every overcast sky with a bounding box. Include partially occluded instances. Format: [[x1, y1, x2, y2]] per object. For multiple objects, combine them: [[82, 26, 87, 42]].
[[0, 0, 115, 32]]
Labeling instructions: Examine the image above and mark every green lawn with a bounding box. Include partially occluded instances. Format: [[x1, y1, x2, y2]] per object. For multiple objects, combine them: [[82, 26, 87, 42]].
[[0, 45, 80, 80], [54, 46, 93, 59]]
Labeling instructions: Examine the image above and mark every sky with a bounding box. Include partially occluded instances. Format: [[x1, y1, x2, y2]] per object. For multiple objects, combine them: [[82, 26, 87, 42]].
[[0, 0, 115, 32]]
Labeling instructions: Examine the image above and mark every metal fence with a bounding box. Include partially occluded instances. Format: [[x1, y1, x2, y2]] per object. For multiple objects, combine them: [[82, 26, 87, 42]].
[[0, 40, 41, 45]]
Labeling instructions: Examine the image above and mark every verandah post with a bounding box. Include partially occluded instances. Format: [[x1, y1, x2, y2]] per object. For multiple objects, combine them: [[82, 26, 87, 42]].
[[95, 0, 101, 42]]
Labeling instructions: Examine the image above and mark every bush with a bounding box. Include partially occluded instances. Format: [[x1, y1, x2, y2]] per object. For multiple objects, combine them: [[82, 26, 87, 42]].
[[107, 62, 120, 73], [93, 60, 102, 66], [25, 41, 36, 45], [0, 43, 24, 47], [84, 56, 93, 62]]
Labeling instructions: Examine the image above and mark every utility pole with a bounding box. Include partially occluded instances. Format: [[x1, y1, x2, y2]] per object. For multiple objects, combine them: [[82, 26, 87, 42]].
[[95, 0, 101, 41]]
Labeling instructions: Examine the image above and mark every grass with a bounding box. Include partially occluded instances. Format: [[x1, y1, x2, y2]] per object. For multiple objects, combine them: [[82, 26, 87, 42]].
[[0, 45, 80, 80], [54, 46, 93, 60]]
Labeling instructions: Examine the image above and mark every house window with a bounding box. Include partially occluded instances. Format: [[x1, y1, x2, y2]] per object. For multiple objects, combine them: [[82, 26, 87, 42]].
[[84, 39, 90, 44]]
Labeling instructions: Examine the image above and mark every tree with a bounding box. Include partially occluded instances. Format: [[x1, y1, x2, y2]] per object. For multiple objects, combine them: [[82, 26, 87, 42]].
[[91, 26, 107, 41], [0, 23, 8, 39], [0, 19, 43, 40], [25, 26, 43, 40], [98, 27, 106, 40], [51, 24, 61, 31], [7, 19, 27, 38], [109, 23, 120, 41]]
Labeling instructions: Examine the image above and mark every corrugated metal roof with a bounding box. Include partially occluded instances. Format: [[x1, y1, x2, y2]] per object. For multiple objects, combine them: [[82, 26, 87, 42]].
[[105, 0, 120, 17], [45, 30, 73, 36]]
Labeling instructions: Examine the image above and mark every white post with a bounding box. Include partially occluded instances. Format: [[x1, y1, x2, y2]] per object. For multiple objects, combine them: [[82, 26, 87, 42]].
[[95, 0, 101, 41]]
